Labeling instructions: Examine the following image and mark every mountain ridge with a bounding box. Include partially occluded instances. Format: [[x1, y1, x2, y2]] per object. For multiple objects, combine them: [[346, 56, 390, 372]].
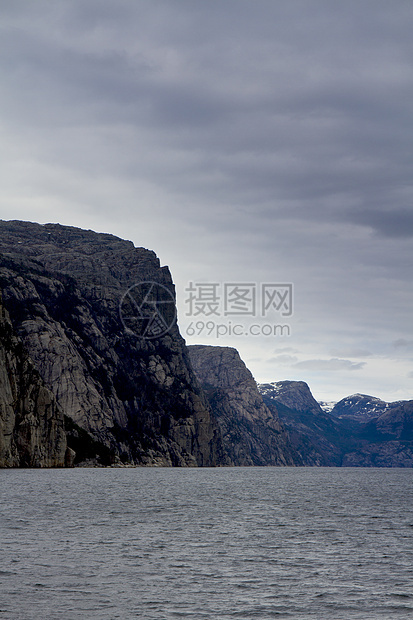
[[0, 220, 411, 468], [0, 220, 228, 466]]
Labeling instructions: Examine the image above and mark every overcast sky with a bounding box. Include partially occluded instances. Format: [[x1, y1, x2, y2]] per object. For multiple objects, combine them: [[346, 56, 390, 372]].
[[1, 0, 412, 402]]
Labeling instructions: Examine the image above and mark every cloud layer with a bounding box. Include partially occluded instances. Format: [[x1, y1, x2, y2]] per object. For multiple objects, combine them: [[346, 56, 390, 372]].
[[0, 0, 412, 400]]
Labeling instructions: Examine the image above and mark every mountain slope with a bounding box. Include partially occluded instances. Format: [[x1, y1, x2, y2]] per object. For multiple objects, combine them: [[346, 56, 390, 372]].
[[188, 345, 297, 466], [259, 381, 348, 465], [330, 393, 402, 422], [0, 296, 68, 467], [343, 400, 413, 467], [0, 220, 227, 466]]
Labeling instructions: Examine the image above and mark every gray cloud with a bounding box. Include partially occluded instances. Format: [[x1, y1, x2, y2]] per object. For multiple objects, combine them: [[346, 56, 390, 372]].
[[329, 349, 372, 359], [293, 359, 366, 372], [348, 209, 413, 239], [267, 355, 299, 366], [394, 339, 413, 349], [0, 0, 412, 400]]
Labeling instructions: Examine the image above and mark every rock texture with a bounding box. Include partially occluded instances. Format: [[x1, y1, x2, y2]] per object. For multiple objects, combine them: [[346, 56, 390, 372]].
[[0, 220, 226, 466], [188, 345, 296, 465], [342, 400, 413, 467], [2, 220, 410, 468], [260, 381, 413, 467], [0, 295, 67, 467], [259, 381, 347, 466], [330, 393, 401, 422], [260, 381, 322, 415]]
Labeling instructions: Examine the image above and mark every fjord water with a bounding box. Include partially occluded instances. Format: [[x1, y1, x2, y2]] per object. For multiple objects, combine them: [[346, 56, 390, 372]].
[[1, 467, 412, 620]]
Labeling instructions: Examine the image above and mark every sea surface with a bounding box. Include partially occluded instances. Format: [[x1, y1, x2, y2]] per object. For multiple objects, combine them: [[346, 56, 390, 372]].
[[1, 467, 412, 620]]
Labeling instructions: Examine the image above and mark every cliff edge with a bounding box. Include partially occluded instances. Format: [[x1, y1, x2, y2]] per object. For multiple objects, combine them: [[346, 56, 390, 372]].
[[0, 220, 226, 466]]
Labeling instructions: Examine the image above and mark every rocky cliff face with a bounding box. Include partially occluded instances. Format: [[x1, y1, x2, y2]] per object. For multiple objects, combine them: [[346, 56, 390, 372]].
[[2, 220, 410, 468], [259, 381, 346, 466], [0, 220, 226, 466], [0, 296, 68, 467], [188, 345, 296, 465]]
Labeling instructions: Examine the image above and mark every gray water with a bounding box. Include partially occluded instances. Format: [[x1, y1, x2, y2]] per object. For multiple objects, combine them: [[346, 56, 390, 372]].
[[1, 467, 412, 620]]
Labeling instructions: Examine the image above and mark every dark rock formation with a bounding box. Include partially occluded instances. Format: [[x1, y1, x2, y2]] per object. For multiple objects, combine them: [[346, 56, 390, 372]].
[[259, 381, 413, 467], [330, 393, 402, 422], [2, 220, 410, 468], [0, 295, 67, 467], [188, 345, 296, 465], [366, 400, 413, 440], [260, 380, 322, 415], [342, 400, 413, 467], [259, 381, 346, 465], [0, 220, 227, 466]]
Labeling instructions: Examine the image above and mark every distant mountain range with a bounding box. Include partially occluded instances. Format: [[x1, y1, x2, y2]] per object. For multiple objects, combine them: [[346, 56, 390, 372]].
[[0, 221, 411, 468], [259, 382, 413, 467]]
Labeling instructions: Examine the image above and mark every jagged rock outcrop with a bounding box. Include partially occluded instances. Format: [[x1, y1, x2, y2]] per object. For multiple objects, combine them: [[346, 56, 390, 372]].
[[0, 296, 68, 467], [0, 220, 227, 466], [259, 381, 345, 465], [188, 345, 296, 465]]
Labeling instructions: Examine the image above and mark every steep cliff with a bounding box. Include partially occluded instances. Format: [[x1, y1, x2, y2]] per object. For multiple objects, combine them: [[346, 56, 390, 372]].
[[3, 220, 410, 468], [259, 381, 346, 465], [0, 220, 226, 466], [0, 296, 68, 467], [188, 345, 296, 465]]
